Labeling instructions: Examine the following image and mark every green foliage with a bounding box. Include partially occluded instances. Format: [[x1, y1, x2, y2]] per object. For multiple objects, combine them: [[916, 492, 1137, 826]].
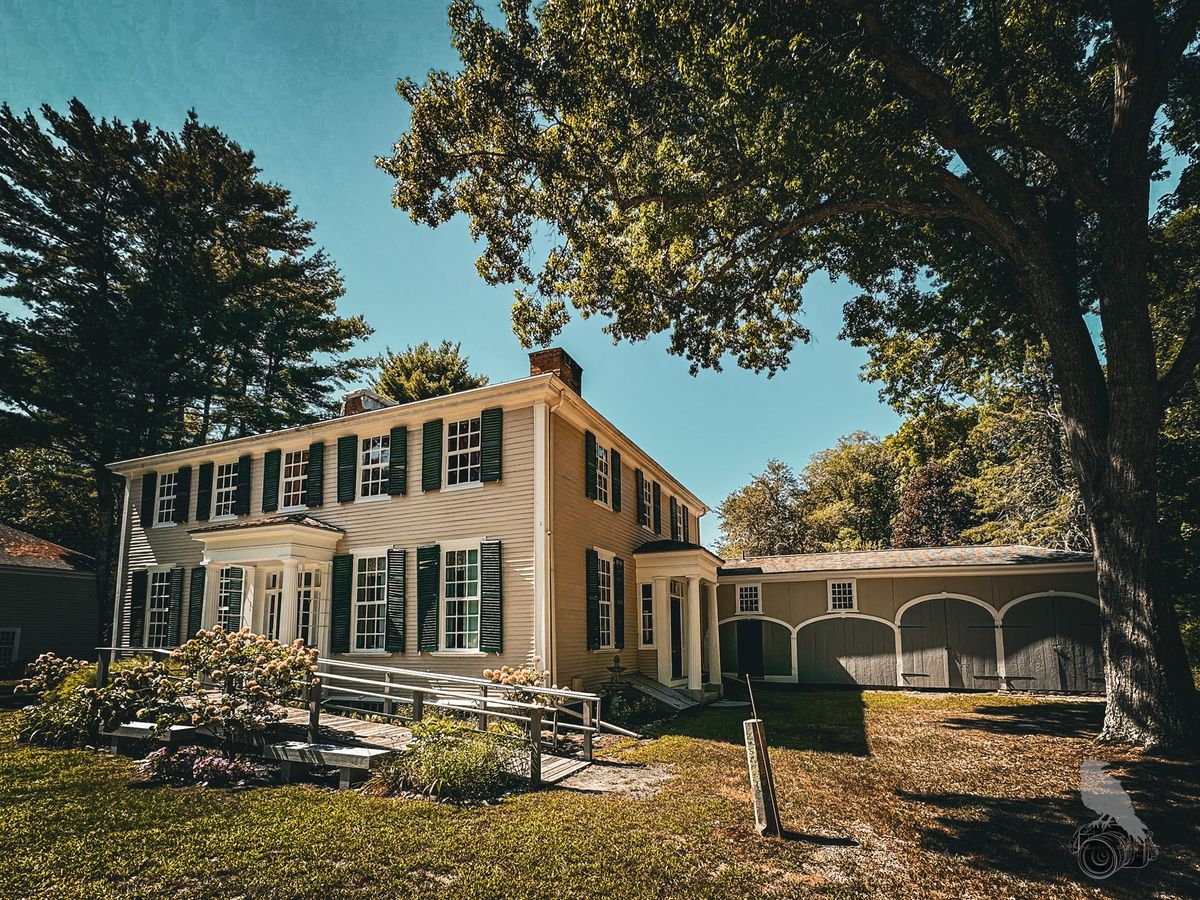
[[803, 432, 899, 551], [144, 746, 270, 787], [892, 462, 974, 548], [0, 449, 97, 557], [15, 653, 87, 700], [715, 459, 807, 558], [16, 662, 97, 748], [371, 340, 488, 405], [375, 715, 521, 801], [605, 691, 660, 730]]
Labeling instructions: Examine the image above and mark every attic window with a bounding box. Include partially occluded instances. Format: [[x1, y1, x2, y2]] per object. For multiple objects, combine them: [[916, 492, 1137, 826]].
[[738, 584, 761, 614], [828, 580, 856, 612]]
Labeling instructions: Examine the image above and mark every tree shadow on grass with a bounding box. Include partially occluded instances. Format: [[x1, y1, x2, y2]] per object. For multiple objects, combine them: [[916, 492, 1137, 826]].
[[653, 684, 869, 756], [941, 700, 1105, 739]]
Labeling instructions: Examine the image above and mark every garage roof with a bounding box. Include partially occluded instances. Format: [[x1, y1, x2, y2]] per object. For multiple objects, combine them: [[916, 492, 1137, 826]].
[[0, 522, 94, 573], [718, 544, 1093, 576]]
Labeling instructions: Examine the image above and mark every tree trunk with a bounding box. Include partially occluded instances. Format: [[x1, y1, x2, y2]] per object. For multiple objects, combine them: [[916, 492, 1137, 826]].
[[91, 463, 122, 651]]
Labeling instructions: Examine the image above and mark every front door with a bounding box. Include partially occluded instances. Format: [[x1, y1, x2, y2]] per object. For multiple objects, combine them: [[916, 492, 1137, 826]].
[[736, 618, 764, 677], [670, 596, 684, 680]]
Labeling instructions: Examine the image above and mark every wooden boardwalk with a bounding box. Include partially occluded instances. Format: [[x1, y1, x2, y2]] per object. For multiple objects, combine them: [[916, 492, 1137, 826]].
[[276, 707, 589, 785]]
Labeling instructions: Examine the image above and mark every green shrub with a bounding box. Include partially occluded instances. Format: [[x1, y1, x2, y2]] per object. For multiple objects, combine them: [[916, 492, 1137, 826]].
[[374, 716, 523, 801], [604, 691, 661, 730], [16, 662, 98, 747], [144, 746, 271, 786]]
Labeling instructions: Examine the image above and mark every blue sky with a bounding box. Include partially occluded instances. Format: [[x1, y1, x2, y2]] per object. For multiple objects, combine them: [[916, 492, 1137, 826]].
[[0, 0, 901, 538]]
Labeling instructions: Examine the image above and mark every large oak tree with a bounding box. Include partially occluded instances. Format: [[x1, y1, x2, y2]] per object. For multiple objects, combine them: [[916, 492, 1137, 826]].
[[382, 0, 1200, 746]]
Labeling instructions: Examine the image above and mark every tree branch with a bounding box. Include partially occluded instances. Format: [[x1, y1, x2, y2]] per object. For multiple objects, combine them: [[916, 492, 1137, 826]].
[[1159, 293, 1200, 406], [1148, 0, 1200, 106]]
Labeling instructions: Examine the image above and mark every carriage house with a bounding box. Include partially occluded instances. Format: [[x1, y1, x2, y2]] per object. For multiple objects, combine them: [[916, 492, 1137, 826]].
[[110, 347, 1103, 697]]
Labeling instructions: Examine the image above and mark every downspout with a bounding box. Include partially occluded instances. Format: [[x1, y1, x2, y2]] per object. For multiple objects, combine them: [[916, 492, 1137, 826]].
[[109, 473, 133, 663]]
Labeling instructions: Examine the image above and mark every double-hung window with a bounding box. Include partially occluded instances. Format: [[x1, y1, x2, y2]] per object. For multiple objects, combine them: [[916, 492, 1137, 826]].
[[828, 580, 857, 611], [446, 416, 482, 486], [738, 584, 761, 614], [639, 478, 652, 527], [264, 571, 282, 640], [145, 571, 172, 647], [673, 500, 684, 543], [281, 450, 309, 509], [155, 472, 178, 525], [597, 553, 614, 649], [354, 555, 387, 651], [0, 628, 18, 666], [213, 462, 238, 518], [639, 583, 654, 647], [297, 569, 320, 646], [359, 435, 390, 497], [595, 445, 610, 507], [216, 567, 244, 631], [443, 546, 480, 650]]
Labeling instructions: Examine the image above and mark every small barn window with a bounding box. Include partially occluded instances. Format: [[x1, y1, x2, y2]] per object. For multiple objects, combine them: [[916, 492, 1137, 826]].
[[738, 584, 761, 614], [828, 580, 857, 611]]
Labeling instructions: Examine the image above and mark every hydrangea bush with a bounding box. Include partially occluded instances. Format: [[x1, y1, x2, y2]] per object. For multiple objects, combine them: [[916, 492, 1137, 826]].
[[482, 657, 554, 705], [144, 745, 270, 787], [15, 653, 87, 699]]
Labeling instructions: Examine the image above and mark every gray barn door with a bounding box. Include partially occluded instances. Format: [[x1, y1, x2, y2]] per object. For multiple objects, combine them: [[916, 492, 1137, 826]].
[[796, 618, 897, 686], [1002, 595, 1103, 693], [899, 598, 999, 690], [719, 621, 738, 676], [761, 621, 792, 677]]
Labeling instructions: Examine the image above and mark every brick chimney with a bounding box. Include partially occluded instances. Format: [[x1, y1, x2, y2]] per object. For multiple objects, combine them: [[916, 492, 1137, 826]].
[[341, 388, 397, 416], [529, 347, 583, 395]]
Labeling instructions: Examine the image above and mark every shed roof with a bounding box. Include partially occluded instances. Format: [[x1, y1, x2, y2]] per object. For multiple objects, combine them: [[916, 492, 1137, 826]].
[[717, 544, 1093, 577], [0, 522, 94, 573]]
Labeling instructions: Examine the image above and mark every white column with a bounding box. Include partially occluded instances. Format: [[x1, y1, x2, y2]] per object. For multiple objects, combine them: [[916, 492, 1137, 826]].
[[706, 581, 721, 691], [279, 558, 300, 643], [239, 565, 257, 632], [687, 576, 703, 691], [203, 562, 222, 629], [653, 576, 670, 684]]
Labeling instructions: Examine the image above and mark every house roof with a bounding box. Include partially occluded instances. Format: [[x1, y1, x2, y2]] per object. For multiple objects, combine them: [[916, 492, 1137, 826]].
[[634, 539, 708, 554], [0, 522, 94, 573], [717, 544, 1093, 577], [189, 513, 345, 535]]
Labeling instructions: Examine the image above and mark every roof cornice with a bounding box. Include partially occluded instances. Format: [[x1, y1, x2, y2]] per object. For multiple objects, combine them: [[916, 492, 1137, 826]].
[[717, 562, 1096, 582]]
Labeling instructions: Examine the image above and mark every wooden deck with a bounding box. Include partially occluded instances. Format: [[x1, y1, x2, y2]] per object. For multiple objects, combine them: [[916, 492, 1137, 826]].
[[275, 707, 589, 785]]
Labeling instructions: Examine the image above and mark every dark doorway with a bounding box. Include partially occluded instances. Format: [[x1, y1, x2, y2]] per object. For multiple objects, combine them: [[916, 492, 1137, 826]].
[[670, 596, 683, 679], [736, 618, 764, 677]]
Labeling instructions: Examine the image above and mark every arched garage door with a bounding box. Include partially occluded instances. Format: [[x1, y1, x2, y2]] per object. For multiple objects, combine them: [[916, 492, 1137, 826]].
[[1002, 595, 1103, 693], [796, 617, 897, 686], [899, 598, 1000, 690], [719, 619, 792, 678]]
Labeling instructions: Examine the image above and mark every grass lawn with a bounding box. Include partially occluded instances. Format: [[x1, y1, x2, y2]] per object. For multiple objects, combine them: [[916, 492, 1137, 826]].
[[1, 687, 1196, 899]]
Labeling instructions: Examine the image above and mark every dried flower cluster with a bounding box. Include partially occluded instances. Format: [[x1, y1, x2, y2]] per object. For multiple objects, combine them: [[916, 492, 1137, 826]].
[[15, 653, 86, 698], [482, 657, 556, 706], [144, 745, 269, 787]]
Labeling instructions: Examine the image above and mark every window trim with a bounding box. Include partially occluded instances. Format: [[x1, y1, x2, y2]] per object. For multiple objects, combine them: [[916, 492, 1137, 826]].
[[672, 496, 685, 542], [154, 471, 179, 527], [350, 547, 391, 655], [211, 458, 240, 520], [279, 448, 310, 512], [638, 582, 655, 649], [145, 568, 174, 648], [0, 627, 20, 666], [827, 579, 858, 612], [438, 537, 484, 654], [593, 546, 616, 651], [593, 443, 612, 510], [444, 415, 483, 489], [735, 582, 763, 616], [639, 477, 654, 532], [357, 433, 392, 501]]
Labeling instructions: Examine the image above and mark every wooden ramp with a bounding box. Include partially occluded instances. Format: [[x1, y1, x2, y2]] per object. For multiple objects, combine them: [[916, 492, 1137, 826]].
[[623, 673, 709, 710]]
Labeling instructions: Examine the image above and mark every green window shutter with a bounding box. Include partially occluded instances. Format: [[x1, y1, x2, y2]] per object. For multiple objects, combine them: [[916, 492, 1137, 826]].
[[139, 472, 157, 529], [421, 420, 443, 492], [129, 569, 148, 647], [226, 567, 244, 627], [167, 565, 185, 646], [480, 407, 503, 483], [330, 554, 353, 654], [262, 450, 281, 512], [652, 482, 662, 534], [610, 449, 622, 512], [635, 469, 646, 524], [585, 548, 600, 651], [385, 548, 407, 653], [388, 426, 408, 496], [417, 544, 441, 651], [306, 441, 325, 508], [613, 557, 625, 651], [172, 466, 192, 524], [195, 462, 214, 522], [235, 455, 252, 515], [584, 430, 598, 499], [337, 435, 357, 502], [480, 540, 503, 653], [670, 496, 680, 541], [187, 567, 206, 640], [683, 505, 691, 543]]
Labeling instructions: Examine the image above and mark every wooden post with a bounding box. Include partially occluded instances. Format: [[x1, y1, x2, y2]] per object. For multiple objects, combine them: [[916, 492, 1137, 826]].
[[308, 674, 321, 743], [95, 652, 110, 690], [412, 690, 424, 722], [477, 684, 489, 731], [582, 699, 594, 761], [744, 717, 782, 836], [528, 707, 542, 787], [383, 672, 394, 717]]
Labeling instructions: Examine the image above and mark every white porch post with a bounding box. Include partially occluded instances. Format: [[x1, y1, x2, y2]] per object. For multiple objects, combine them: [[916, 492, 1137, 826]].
[[705, 580, 721, 691], [279, 558, 300, 643], [203, 562, 222, 629], [653, 576, 671, 684], [687, 576, 703, 691], [239, 565, 257, 632]]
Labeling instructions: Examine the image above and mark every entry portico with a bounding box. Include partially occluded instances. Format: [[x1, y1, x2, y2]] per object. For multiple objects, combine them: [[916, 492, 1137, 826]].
[[632, 540, 722, 692]]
